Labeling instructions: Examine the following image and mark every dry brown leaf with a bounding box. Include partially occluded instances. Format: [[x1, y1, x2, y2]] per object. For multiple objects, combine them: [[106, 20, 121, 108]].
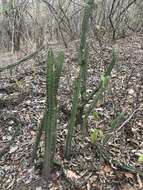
[[122, 184, 135, 190], [101, 164, 112, 174], [66, 170, 79, 180], [124, 172, 134, 179], [137, 174, 143, 189]]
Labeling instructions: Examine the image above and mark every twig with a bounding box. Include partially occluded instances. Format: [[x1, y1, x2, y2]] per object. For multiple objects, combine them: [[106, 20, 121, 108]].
[[116, 107, 141, 132]]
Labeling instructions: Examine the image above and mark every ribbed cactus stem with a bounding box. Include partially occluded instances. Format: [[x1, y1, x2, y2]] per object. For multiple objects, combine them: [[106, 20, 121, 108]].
[[65, 0, 94, 158], [65, 74, 81, 158], [43, 49, 64, 179], [83, 48, 116, 131]]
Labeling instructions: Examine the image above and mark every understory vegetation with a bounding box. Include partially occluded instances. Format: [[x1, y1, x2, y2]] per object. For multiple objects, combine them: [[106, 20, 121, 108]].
[[0, 0, 143, 190]]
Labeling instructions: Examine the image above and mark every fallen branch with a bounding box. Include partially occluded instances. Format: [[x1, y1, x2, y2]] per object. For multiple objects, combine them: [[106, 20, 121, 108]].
[[98, 144, 143, 177], [0, 47, 43, 72]]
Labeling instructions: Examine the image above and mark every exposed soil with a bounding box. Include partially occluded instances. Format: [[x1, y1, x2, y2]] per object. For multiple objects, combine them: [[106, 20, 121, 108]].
[[0, 33, 143, 190]]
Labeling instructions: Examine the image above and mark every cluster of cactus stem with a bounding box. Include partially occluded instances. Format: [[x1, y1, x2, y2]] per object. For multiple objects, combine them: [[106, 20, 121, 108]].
[[32, 0, 116, 180]]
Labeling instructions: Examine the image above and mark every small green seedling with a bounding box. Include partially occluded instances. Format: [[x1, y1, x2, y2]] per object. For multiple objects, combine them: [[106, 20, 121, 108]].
[[101, 74, 110, 88], [138, 154, 143, 164], [14, 78, 23, 89], [90, 129, 104, 144], [93, 111, 101, 121]]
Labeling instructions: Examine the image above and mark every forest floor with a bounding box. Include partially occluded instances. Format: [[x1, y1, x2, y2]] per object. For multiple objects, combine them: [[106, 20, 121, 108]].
[[0, 33, 143, 190]]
